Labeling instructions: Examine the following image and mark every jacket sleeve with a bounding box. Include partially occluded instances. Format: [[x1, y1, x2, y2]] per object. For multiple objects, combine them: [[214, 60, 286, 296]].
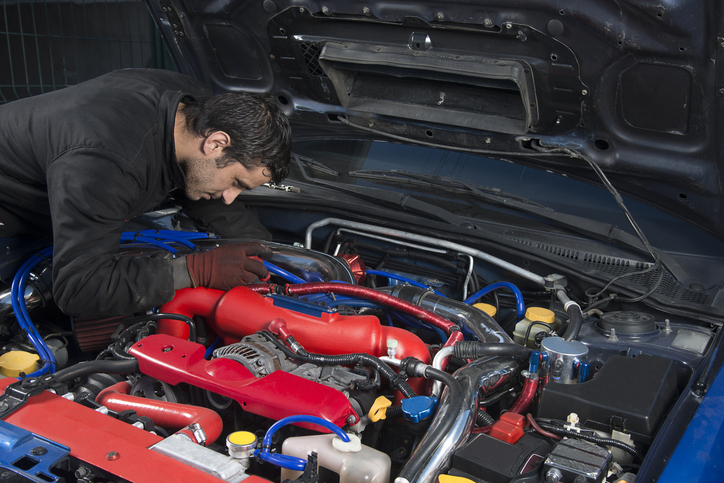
[[171, 190, 272, 240], [47, 149, 176, 317]]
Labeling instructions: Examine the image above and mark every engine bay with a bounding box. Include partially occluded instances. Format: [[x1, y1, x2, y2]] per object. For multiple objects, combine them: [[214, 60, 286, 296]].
[[0, 213, 716, 483]]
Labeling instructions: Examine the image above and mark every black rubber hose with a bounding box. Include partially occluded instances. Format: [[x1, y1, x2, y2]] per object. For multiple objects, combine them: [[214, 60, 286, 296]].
[[54, 359, 139, 383], [476, 408, 496, 427], [398, 366, 463, 482], [110, 313, 196, 342], [562, 304, 584, 341], [538, 423, 644, 460], [453, 341, 531, 360], [258, 331, 417, 399], [108, 345, 136, 361]]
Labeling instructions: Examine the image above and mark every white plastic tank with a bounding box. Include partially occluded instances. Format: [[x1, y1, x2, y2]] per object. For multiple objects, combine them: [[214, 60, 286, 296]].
[[281, 433, 391, 483], [513, 307, 560, 348]]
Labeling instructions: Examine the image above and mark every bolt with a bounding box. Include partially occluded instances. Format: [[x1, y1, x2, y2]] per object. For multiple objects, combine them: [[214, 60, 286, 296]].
[[582, 89, 588, 96], [436, 11, 445, 20], [321, 6, 330, 15], [75, 467, 91, 478], [363, 7, 370, 15], [545, 468, 563, 483], [162, 347, 173, 352], [106, 451, 120, 461], [31, 446, 47, 456], [505, 22, 513, 29], [346, 415, 357, 424], [719, 88, 724, 95], [720, 41, 724, 48], [483, 18, 493, 27]]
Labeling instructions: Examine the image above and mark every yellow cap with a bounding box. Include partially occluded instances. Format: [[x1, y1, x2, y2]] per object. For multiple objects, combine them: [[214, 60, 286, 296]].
[[0, 351, 40, 378], [525, 307, 555, 324], [369, 396, 392, 422], [473, 303, 497, 317], [438, 475, 476, 483], [227, 431, 257, 447]]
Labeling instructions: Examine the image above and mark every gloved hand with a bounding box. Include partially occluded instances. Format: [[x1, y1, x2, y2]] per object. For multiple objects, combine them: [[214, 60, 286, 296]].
[[186, 242, 273, 291]]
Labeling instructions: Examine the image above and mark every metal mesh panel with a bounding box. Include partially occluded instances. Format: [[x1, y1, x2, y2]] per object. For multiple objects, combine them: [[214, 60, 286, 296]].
[[0, 0, 174, 103]]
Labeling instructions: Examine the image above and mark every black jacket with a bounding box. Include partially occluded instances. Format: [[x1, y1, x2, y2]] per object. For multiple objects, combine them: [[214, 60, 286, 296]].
[[0, 69, 254, 316]]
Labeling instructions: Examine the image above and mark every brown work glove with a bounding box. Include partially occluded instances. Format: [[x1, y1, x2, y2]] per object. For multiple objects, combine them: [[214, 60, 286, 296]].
[[185, 242, 273, 291]]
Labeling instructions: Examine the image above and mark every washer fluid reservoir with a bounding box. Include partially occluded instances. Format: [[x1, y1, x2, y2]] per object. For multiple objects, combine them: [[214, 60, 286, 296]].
[[281, 433, 391, 483]]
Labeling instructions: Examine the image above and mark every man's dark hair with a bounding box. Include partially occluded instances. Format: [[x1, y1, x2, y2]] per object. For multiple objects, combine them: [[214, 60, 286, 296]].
[[181, 92, 292, 183]]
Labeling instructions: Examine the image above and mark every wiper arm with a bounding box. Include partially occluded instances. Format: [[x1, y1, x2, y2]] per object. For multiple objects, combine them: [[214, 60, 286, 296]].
[[349, 169, 658, 259], [293, 155, 472, 226], [350, 169, 547, 208], [296, 154, 340, 177]]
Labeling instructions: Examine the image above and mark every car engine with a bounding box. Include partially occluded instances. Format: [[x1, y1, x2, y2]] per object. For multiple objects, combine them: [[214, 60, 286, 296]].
[[0, 215, 714, 483]]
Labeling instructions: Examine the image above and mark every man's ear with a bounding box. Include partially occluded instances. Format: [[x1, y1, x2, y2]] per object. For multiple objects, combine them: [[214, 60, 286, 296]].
[[202, 131, 231, 156]]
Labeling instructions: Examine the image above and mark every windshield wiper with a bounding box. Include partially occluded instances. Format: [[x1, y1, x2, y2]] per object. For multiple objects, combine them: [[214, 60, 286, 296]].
[[348, 169, 670, 263], [293, 155, 473, 226], [350, 169, 549, 208]]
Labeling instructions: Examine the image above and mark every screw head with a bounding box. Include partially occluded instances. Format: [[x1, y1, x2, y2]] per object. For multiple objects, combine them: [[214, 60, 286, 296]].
[[31, 446, 47, 456], [106, 451, 120, 461]]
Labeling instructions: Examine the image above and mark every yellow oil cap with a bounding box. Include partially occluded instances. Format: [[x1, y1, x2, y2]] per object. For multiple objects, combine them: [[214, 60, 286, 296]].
[[227, 431, 257, 447], [525, 307, 555, 324], [369, 396, 392, 422], [439, 475, 477, 483], [473, 303, 497, 317], [0, 351, 40, 377]]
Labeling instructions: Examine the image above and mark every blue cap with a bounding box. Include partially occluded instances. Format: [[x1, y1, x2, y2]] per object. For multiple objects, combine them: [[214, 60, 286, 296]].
[[401, 396, 438, 423]]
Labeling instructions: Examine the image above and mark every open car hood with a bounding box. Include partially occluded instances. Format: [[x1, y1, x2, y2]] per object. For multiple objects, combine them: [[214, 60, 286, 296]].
[[147, 0, 724, 240]]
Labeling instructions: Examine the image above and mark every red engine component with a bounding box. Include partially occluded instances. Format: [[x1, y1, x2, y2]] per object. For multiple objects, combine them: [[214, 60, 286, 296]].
[[158, 286, 431, 367], [96, 381, 224, 445], [0, 378, 271, 483], [128, 334, 360, 427]]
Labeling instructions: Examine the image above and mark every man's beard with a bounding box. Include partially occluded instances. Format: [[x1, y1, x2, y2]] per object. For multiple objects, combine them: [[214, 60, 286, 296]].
[[180, 156, 218, 200]]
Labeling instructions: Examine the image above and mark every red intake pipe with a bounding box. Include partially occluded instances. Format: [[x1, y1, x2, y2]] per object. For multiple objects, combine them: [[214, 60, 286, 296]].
[[160, 286, 432, 366], [96, 381, 223, 445]]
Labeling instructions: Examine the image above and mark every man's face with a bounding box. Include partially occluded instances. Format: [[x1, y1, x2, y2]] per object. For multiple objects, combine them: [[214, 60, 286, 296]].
[[182, 155, 271, 204]]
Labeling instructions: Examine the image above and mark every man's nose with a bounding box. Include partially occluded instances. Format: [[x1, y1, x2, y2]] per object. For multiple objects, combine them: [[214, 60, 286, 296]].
[[221, 187, 243, 204]]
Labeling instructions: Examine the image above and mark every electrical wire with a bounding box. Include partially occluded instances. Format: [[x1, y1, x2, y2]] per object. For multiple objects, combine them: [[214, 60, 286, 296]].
[[263, 261, 307, 284], [11, 230, 211, 376], [367, 269, 447, 297], [11, 246, 56, 376], [464, 282, 526, 318], [255, 414, 350, 471]]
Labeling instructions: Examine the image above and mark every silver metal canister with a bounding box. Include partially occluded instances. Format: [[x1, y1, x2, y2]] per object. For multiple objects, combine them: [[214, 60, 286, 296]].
[[541, 337, 588, 384]]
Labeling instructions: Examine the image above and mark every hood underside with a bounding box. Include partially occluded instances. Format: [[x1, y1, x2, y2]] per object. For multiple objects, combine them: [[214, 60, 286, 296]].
[[147, 0, 724, 240]]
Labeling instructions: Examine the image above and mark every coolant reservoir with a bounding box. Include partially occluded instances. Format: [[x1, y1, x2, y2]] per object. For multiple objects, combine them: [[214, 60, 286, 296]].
[[281, 433, 391, 483], [513, 307, 560, 348]]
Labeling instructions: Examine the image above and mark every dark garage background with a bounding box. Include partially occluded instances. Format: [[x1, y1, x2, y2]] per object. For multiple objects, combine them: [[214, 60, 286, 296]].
[[0, 0, 174, 103]]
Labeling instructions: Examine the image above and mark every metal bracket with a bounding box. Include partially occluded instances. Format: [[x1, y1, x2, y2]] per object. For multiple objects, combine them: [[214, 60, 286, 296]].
[[0, 374, 57, 420]]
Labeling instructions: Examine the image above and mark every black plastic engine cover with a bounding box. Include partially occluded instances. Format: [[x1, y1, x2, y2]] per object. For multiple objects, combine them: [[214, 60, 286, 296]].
[[538, 355, 678, 444]]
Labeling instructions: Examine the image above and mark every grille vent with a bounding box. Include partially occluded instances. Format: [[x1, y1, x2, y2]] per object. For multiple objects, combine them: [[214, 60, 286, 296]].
[[682, 288, 709, 305], [504, 237, 710, 306], [299, 41, 325, 76]]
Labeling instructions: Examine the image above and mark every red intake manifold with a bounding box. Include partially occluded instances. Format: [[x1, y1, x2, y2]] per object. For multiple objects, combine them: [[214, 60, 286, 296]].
[[158, 286, 431, 366]]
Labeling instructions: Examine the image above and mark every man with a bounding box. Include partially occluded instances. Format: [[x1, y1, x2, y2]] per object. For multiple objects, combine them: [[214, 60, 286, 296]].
[[0, 68, 292, 317]]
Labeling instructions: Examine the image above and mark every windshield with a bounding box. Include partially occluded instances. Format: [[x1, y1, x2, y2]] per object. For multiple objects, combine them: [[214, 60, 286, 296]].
[[290, 139, 724, 257]]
